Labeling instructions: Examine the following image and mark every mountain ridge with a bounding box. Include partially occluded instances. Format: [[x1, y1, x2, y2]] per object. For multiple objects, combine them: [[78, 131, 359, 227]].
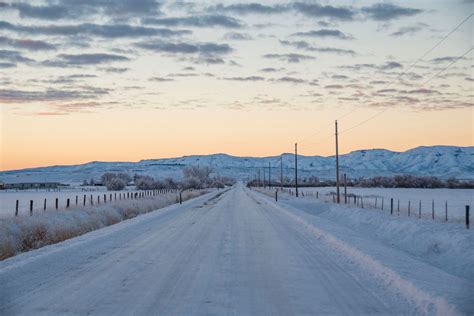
[[1, 145, 473, 183]]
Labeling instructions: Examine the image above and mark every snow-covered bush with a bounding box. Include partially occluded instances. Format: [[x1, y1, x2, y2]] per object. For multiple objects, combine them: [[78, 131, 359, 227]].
[[0, 190, 208, 260], [101, 172, 131, 191]]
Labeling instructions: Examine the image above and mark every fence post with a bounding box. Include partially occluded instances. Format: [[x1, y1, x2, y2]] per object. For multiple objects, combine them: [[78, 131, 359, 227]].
[[381, 198, 384, 210], [98, 195, 100, 204], [179, 191, 182, 204], [104, 194, 106, 203], [375, 197, 378, 208], [397, 199, 400, 216], [275, 190, 278, 202], [445, 201, 448, 222], [419, 200, 421, 218], [466, 205, 470, 229], [390, 198, 393, 215], [344, 173, 347, 204], [44, 198, 47, 211], [55, 198, 59, 210], [91, 194, 93, 205], [30, 200, 33, 216], [15, 200, 19, 216], [66, 198, 70, 208], [408, 200, 411, 217], [83, 195, 86, 206], [432, 200, 434, 220], [361, 197, 364, 208]]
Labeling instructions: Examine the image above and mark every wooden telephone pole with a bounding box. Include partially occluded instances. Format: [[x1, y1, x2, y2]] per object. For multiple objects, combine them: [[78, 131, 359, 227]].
[[295, 143, 299, 197], [268, 162, 271, 188], [280, 155, 283, 191], [335, 120, 340, 203]]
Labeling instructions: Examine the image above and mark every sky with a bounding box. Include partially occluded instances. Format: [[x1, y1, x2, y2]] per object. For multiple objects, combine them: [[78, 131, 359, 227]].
[[0, 0, 473, 171]]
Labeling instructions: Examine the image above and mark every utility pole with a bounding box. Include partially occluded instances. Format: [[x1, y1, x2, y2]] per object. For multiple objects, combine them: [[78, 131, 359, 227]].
[[258, 169, 261, 187], [268, 162, 271, 188], [335, 120, 340, 203], [295, 143, 299, 197], [280, 155, 283, 191], [263, 167, 266, 189]]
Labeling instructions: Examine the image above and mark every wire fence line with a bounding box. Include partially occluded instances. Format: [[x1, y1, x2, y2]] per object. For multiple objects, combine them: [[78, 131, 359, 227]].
[[2, 188, 189, 218], [253, 186, 471, 228]]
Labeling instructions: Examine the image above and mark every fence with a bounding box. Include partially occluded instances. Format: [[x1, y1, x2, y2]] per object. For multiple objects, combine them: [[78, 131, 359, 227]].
[[4, 189, 184, 217], [254, 186, 471, 229]]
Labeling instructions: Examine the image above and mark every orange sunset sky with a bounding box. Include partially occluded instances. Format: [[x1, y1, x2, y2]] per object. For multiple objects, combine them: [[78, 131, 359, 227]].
[[1, 1, 473, 171]]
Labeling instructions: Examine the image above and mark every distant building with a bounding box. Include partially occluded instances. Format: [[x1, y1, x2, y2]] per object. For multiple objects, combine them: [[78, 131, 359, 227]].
[[1, 182, 68, 190]]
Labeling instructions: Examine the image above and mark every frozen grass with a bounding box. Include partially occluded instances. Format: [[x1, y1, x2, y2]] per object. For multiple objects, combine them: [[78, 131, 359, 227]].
[[0, 190, 208, 260]]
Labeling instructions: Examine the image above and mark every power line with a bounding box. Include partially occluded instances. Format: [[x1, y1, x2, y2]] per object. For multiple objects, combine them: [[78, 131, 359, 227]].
[[420, 47, 473, 87], [300, 13, 473, 144], [339, 46, 473, 135]]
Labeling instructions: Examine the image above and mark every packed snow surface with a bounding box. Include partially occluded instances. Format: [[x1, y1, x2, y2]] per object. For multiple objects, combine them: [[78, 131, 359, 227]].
[[0, 184, 472, 315]]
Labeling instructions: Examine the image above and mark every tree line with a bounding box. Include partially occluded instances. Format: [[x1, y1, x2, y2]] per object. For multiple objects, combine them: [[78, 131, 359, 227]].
[[99, 165, 235, 191], [249, 174, 474, 189]]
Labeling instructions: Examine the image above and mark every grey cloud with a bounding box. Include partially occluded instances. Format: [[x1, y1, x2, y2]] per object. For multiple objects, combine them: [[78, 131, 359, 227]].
[[4, 0, 162, 20], [223, 76, 265, 81], [259, 67, 284, 72], [136, 41, 232, 56], [275, 76, 306, 84], [223, 32, 253, 40], [150, 77, 175, 82], [0, 21, 189, 38], [43, 53, 129, 67], [0, 62, 16, 68], [209, 3, 286, 15], [143, 15, 242, 28], [390, 24, 426, 37], [338, 63, 377, 70], [370, 80, 388, 85], [9, 3, 72, 20], [332, 74, 349, 79], [292, 29, 352, 40], [361, 3, 423, 20], [431, 56, 468, 63], [0, 36, 56, 51], [406, 88, 441, 95], [99, 67, 129, 73], [280, 40, 355, 55], [263, 53, 315, 63], [325, 84, 344, 89], [380, 61, 403, 70], [292, 2, 355, 21], [0, 49, 34, 63], [0, 87, 110, 103]]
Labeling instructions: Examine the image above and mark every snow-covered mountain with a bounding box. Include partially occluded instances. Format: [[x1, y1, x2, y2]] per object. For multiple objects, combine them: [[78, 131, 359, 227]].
[[1, 146, 473, 184]]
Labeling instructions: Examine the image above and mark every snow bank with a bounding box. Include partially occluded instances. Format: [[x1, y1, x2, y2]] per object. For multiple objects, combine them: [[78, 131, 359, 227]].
[[272, 204, 457, 315], [0, 190, 208, 260], [252, 190, 465, 315]]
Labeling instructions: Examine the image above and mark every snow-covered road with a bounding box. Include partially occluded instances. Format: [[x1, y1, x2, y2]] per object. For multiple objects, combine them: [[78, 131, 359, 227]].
[[0, 184, 467, 315]]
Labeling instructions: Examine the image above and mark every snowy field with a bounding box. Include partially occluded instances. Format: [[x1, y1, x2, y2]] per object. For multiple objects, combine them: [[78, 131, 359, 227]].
[[0, 187, 165, 218], [280, 187, 473, 222], [1, 184, 472, 314]]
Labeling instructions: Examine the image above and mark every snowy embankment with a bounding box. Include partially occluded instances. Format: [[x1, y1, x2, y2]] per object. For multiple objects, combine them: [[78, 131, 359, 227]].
[[252, 188, 474, 314], [0, 190, 210, 260]]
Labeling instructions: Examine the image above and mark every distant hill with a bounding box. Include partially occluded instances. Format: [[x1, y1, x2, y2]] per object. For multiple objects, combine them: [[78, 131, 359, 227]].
[[1, 146, 473, 184]]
